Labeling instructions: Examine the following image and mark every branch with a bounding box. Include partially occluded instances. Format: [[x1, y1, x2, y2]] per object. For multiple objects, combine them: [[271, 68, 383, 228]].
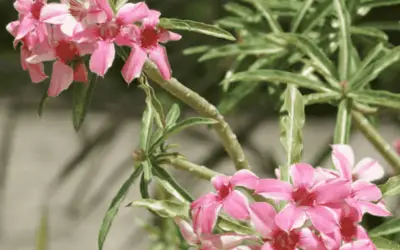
[[161, 156, 218, 180], [143, 61, 250, 170]]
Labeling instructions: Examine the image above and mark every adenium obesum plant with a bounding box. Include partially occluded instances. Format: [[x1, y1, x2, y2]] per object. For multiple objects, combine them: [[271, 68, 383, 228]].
[[6, 0, 180, 97], [178, 145, 389, 250]]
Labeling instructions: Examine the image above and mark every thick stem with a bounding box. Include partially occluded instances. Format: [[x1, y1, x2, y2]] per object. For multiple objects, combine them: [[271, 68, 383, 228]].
[[161, 157, 218, 180], [143, 61, 250, 170], [334, 99, 352, 144], [352, 111, 400, 172]]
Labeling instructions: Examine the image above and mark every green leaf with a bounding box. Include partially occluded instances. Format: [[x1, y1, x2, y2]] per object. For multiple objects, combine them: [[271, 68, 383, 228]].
[[72, 78, 96, 131], [291, 0, 315, 32], [350, 26, 388, 41], [166, 104, 181, 127], [153, 165, 194, 202], [334, 99, 352, 144], [198, 43, 284, 62], [224, 2, 257, 22], [370, 218, 400, 237], [218, 83, 260, 114], [279, 86, 305, 170], [361, 0, 400, 8], [371, 236, 400, 250], [38, 92, 49, 117], [140, 81, 166, 129], [140, 160, 153, 199], [223, 70, 332, 92], [304, 92, 341, 105], [298, 0, 333, 33], [140, 107, 154, 150], [132, 199, 189, 219], [216, 17, 246, 29], [334, 0, 352, 81], [159, 18, 236, 41], [359, 21, 400, 31], [98, 165, 143, 250], [35, 208, 48, 250], [379, 174, 400, 197], [349, 46, 400, 90], [218, 215, 254, 235], [166, 117, 218, 137], [242, 0, 282, 33], [349, 90, 400, 110], [183, 45, 211, 55]]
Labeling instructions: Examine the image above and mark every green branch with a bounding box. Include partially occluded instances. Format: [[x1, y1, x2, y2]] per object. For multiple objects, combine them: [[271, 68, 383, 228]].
[[143, 61, 250, 170], [161, 156, 218, 180]]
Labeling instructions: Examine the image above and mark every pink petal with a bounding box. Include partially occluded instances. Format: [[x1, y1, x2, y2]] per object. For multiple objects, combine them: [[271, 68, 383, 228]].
[[230, 170, 259, 190], [314, 167, 339, 183], [353, 158, 384, 182], [149, 45, 172, 80], [340, 240, 374, 250], [202, 233, 258, 249], [6, 20, 20, 37], [299, 228, 326, 250], [351, 180, 382, 202], [60, 16, 80, 36], [249, 202, 277, 238], [116, 2, 149, 24], [191, 193, 218, 211], [192, 202, 222, 235], [73, 62, 88, 83], [14, 0, 33, 14], [255, 179, 293, 200], [332, 144, 355, 180], [40, 3, 69, 24], [211, 175, 231, 191], [121, 45, 147, 84], [95, 0, 114, 20], [357, 200, 391, 217], [15, 16, 35, 40], [290, 163, 315, 188], [307, 205, 338, 234], [26, 50, 56, 64], [143, 9, 160, 27], [222, 190, 249, 220], [260, 244, 274, 250], [314, 178, 351, 205], [48, 61, 74, 97], [174, 218, 198, 245], [159, 29, 182, 43], [275, 203, 307, 232], [89, 41, 115, 77], [27, 62, 47, 83], [321, 230, 342, 250]]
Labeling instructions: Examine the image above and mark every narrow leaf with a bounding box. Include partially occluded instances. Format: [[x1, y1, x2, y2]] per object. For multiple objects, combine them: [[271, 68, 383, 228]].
[[304, 92, 341, 106], [166, 104, 181, 127], [224, 2, 257, 21], [166, 117, 218, 137], [370, 218, 400, 237], [334, 99, 352, 144], [98, 166, 143, 250], [280, 85, 305, 168], [334, 0, 352, 81], [183, 45, 211, 55], [140, 81, 166, 129], [291, 0, 315, 32], [359, 21, 400, 31], [361, 0, 400, 8], [370, 236, 400, 250], [159, 18, 236, 41], [140, 160, 153, 199], [218, 215, 254, 235], [350, 26, 388, 41], [140, 173, 150, 198], [72, 78, 96, 131], [140, 107, 153, 150], [132, 199, 189, 219], [349, 90, 400, 110], [379, 174, 400, 197], [38, 92, 49, 117], [223, 70, 332, 92], [242, 0, 282, 33], [35, 208, 48, 250], [299, 0, 332, 33]]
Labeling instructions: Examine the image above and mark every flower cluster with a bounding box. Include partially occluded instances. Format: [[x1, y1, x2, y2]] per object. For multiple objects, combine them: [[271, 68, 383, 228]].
[[175, 145, 391, 250], [6, 0, 181, 96]]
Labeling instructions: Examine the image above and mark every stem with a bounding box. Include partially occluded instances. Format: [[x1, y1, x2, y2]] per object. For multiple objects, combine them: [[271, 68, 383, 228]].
[[352, 111, 400, 172], [143, 61, 250, 170], [161, 157, 218, 180], [334, 99, 352, 144]]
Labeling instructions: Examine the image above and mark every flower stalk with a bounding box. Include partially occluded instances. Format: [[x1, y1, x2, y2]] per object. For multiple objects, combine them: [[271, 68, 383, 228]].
[[161, 156, 218, 180]]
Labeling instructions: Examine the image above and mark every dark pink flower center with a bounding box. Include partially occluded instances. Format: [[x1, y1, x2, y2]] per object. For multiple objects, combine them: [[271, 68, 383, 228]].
[[99, 21, 120, 40], [269, 229, 300, 250], [292, 187, 316, 206], [140, 27, 159, 49], [55, 40, 79, 64], [217, 184, 232, 200], [69, 0, 89, 21], [340, 215, 358, 242], [31, 1, 45, 20]]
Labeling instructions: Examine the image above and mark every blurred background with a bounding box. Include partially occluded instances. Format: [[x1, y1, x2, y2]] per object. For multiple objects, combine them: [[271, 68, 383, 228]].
[[0, 0, 400, 249]]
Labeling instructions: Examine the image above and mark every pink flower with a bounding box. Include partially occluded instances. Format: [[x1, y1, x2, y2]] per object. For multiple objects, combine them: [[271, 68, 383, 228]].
[[255, 163, 351, 234], [13, 0, 48, 45], [80, 1, 150, 78], [174, 217, 258, 250], [40, 0, 107, 36], [121, 10, 182, 83], [27, 26, 93, 96], [332, 145, 391, 217], [249, 202, 325, 250], [191, 170, 258, 234]]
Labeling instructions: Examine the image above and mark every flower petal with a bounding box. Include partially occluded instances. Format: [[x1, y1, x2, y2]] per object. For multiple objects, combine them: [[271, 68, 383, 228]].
[[116, 2, 149, 24], [149, 45, 172, 80], [255, 179, 293, 200], [14, 0, 33, 14], [314, 178, 351, 205], [159, 29, 182, 43], [174, 218, 198, 245], [340, 240, 375, 250], [353, 158, 384, 182], [332, 144, 355, 180], [89, 41, 115, 77], [95, 0, 114, 20], [27, 62, 47, 83], [230, 170, 259, 190], [191, 193, 218, 211], [191, 202, 222, 235], [351, 180, 382, 202], [121, 45, 147, 84], [73, 62, 88, 83], [143, 9, 160, 27], [202, 233, 258, 250], [357, 200, 391, 217], [307, 205, 338, 234], [299, 228, 326, 250], [249, 202, 277, 238], [40, 3, 69, 24], [290, 163, 315, 188], [48, 61, 73, 97], [15, 16, 35, 40], [275, 203, 306, 232], [223, 190, 249, 220]]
